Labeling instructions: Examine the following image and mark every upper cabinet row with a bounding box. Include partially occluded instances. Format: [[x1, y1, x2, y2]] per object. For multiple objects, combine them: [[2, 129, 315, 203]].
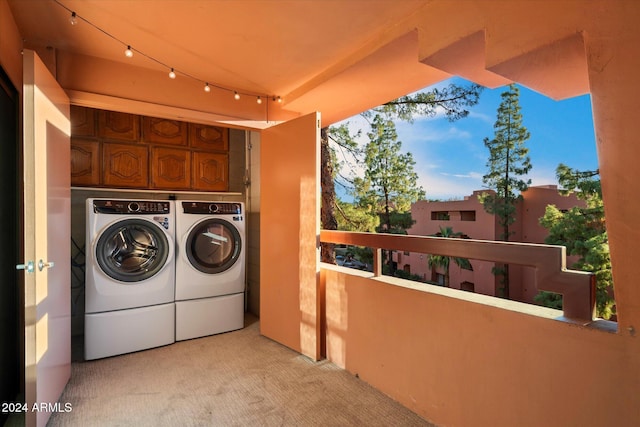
[[70, 106, 229, 191]]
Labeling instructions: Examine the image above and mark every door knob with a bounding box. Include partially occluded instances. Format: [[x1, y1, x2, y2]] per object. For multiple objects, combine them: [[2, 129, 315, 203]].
[[16, 261, 35, 273], [38, 259, 55, 271]]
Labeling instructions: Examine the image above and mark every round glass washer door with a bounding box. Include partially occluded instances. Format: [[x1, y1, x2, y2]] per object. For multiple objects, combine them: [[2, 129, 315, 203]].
[[186, 218, 242, 274], [96, 218, 170, 283]]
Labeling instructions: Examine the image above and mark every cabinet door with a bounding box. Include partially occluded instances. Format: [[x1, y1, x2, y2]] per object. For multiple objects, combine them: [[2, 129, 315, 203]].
[[192, 151, 228, 191], [70, 105, 96, 137], [103, 142, 148, 188], [189, 123, 228, 151], [70, 139, 100, 186], [151, 147, 191, 189], [143, 117, 188, 146], [98, 110, 139, 141]]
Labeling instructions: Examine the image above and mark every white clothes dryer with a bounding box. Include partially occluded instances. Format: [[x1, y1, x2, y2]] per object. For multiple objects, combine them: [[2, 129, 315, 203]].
[[85, 198, 175, 360], [175, 201, 245, 341]]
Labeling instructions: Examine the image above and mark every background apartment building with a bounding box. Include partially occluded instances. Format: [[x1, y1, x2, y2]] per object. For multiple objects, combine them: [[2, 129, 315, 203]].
[[395, 185, 584, 303]]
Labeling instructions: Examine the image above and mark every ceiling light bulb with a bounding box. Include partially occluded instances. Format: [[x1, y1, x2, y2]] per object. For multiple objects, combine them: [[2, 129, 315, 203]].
[[257, 96, 262, 104], [70, 12, 78, 25], [204, 83, 211, 93], [169, 68, 176, 79], [125, 46, 133, 58], [277, 96, 282, 103], [234, 91, 240, 100]]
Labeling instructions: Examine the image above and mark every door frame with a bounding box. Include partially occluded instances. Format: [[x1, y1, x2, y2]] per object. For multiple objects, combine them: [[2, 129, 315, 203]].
[[0, 59, 23, 427]]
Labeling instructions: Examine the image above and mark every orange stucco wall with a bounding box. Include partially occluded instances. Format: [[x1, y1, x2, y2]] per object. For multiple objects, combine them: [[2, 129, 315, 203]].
[[402, 186, 584, 302], [323, 265, 640, 427], [585, 7, 640, 331]]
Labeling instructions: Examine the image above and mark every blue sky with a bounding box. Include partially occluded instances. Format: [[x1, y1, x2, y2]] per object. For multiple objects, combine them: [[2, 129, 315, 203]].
[[336, 77, 599, 201]]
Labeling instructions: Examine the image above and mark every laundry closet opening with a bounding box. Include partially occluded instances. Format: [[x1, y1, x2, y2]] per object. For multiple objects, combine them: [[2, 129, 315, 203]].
[[69, 106, 254, 361]]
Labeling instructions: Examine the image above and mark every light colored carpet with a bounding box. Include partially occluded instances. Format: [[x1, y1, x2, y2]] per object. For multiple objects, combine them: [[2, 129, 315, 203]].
[[48, 315, 434, 426]]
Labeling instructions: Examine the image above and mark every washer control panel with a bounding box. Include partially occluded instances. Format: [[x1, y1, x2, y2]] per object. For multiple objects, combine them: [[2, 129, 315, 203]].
[[93, 199, 171, 214], [182, 202, 242, 215]]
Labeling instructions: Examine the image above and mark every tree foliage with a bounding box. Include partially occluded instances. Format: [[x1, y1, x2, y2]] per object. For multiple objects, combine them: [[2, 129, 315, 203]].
[[368, 83, 484, 122], [320, 127, 338, 263], [427, 226, 473, 287], [326, 81, 483, 217], [335, 199, 379, 232], [321, 80, 483, 263], [538, 164, 614, 319], [479, 84, 531, 298], [352, 114, 426, 234], [480, 84, 532, 239]]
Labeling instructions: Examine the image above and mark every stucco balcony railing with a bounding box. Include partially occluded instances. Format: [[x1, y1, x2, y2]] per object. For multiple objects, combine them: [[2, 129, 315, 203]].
[[320, 230, 596, 322]]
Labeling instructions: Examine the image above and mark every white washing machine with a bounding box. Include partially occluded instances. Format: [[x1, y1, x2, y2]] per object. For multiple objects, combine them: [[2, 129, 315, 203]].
[[85, 198, 175, 360], [175, 201, 245, 341]]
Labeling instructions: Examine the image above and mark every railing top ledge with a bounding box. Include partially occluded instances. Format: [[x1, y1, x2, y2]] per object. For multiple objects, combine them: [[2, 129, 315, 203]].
[[320, 229, 595, 323]]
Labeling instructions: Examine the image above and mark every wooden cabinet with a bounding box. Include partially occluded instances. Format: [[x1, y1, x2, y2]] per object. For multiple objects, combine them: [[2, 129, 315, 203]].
[[71, 106, 231, 192], [71, 106, 96, 137], [192, 151, 228, 191], [143, 117, 188, 146], [98, 110, 139, 141], [189, 123, 228, 151], [103, 143, 148, 188], [151, 147, 190, 189], [70, 139, 100, 186]]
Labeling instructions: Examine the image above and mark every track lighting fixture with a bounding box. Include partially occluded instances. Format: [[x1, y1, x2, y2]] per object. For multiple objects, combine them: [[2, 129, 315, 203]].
[[125, 46, 133, 58], [204, 83, 211, 93], [70, 11, 77, 25], [169, 68, 176, 79], [234, 91, 240, 100]]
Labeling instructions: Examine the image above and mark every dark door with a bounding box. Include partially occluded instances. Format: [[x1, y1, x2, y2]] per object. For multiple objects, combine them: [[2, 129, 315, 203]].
[[0, 66, 19, 425]]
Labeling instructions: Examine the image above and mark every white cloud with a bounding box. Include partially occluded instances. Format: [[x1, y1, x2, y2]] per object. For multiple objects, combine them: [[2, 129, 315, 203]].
[[468, 110, 494, 125], [440, 171, 484, 179], [415, 163, 484, 200]]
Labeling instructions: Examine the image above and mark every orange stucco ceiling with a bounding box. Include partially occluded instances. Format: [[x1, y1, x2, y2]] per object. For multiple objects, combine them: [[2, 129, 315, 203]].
[[6, 0, 621, 129], [7, 0, 433, 127]]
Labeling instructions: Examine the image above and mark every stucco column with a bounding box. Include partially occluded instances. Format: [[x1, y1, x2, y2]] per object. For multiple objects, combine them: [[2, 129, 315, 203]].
[[588, 23, 640, 333]]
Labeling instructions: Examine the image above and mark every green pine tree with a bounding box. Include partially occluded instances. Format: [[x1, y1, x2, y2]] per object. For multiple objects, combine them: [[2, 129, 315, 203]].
[[321, 82, 483, 263], [353, 114, 425, 233], [351, 114, 425, 271], [538, 164, 614, 319], [480, 84, 532, 298]]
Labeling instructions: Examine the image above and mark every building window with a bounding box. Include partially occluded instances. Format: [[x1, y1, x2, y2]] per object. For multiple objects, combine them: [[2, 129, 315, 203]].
[[460, 210, 476, 221], [431, 211, 450, 220], [460, 281, 475, 292]]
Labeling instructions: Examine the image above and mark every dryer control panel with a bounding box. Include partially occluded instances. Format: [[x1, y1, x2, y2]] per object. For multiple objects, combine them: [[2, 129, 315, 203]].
[[182, 202, 242, 215], [93, 199, 171, 214]]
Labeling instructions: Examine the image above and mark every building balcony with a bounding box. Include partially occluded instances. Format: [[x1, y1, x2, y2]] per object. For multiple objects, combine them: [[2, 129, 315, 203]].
[[44, 231, 637, 426], [259, 230, 635, 426]]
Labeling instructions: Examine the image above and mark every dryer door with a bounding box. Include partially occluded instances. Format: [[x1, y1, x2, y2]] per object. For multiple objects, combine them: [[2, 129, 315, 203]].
[[96, 218, 171, 282], [186, 218, 241, 274]]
